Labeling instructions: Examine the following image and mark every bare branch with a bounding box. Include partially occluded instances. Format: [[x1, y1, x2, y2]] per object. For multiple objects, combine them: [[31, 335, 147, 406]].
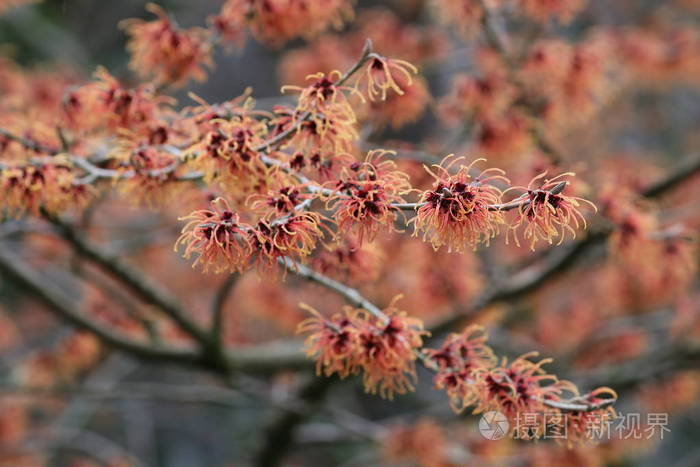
[[0, 246, 203, 365], [41, 210, 213, 349], [211, 273, 241, 349]]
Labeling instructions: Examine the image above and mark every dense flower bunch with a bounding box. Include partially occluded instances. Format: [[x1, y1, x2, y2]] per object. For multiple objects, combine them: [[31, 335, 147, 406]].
[[121, 4, 213, 87], [412, 157, 508, 252], [298, 297, 428, 399], [176, 196, 329, 274], [427, 325, 497, 411], [212, 0, 354, 47], [176, 197, 255, 274], [63, 67, 172, 137], [325, 150, 412, 243], [506, 172, 597, 250], [299, 316, 617, 441]]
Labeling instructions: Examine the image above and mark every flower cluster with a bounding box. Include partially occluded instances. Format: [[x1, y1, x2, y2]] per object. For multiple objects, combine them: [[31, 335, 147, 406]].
[[506, 172, 596, 250], [425, 325, 617, 441], [0, 158, 90, 216], [326, 150, 412, 243], [212, 0, 354, 48], [121, 3, 213, 87], [185, 115, 269, 191], [282, 71, 361, 139], [412, 156, 508, 252], [298, 298, 428, 399], [175, 197, 254, 274], [176, 196, 328, 274], [426, 325, 497, 412], [63, 68, 170, 136], [277, 8, 441, 130], [117, 147, 182, 207]]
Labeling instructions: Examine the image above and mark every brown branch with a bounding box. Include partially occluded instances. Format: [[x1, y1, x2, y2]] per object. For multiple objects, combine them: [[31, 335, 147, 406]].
[[279, 258, 386, 321], [253, 376, 335, 467], [0, 246, 203, 366], [41, 210, 214, 350], [0, 242, 310, 373], [477, 0, 512, 61], [211, 273, 240, 349], [642, 153, 700, 197]]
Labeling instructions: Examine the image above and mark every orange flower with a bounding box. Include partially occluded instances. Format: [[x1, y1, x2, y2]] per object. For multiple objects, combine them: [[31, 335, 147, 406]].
[[506, 172, 596, 250], [175, 197, 254, 273], [311, 235, 383, 283], [251, 212, 329, 270], [62, 68, 171, 135], [298, 297, 428, 399], [282, 71, 362, 136], [121, 3, 213, 87], [382, 418, 448, 467], [353, 304, 428, 399], [518, 0, 587, 24], [427, 325, 497, 412], [209, 0, 248, 49], [117, 147, 182, 208], [271, 106, 358, 161], [411, 156, 507, 252], [248, 185, 310, 215], [214, 0, 353, 48], [366, 74, 430, 129], [297, 305, 361, 379], [359, 56, 418, 102], [475, 113, 533, 161], [185, 116, 269, 191], [1, 158, 91, 216], [431, 0, 487, 37], [438, 72, 515, 124], [477, 353, 579, 432], [326, 150, 412, 243]]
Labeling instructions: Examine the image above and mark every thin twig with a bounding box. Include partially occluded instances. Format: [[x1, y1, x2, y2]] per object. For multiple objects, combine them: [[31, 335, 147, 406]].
[[42, 210, 213, 349], [0, 246, 203, 365], [211, 273, 240, 349], [391, 181, 567, 211]]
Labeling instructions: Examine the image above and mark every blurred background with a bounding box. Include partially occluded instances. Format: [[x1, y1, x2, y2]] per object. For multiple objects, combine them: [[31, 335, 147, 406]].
[[1, 0, 700, 466]]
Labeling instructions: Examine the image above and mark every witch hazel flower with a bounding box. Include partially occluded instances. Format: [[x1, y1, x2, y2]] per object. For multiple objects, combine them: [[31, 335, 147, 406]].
[[325, 150, 412, 244], [298, 296, 428, 399], [411, 155, 508, 252], [505, 172, 596, 250]]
